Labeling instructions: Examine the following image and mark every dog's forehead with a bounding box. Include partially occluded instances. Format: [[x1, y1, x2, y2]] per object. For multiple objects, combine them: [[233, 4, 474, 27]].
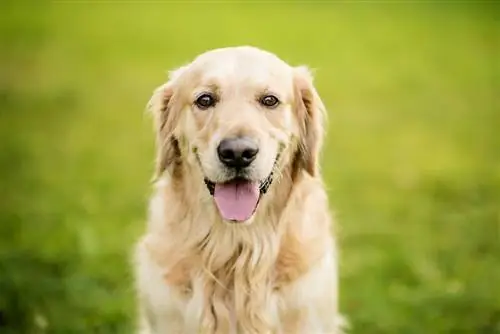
[[188, 47, 294, 87]]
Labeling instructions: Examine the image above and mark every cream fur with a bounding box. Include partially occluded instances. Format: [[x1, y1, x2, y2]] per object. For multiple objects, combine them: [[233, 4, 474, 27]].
[[133, 46, 343, 334]]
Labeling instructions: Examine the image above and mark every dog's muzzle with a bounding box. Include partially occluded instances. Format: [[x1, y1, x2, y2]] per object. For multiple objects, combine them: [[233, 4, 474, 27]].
[[202, 153, 279, 222]]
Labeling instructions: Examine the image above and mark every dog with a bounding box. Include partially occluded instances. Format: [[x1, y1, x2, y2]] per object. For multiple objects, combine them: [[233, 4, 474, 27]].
[[133, 46, 342, 333]]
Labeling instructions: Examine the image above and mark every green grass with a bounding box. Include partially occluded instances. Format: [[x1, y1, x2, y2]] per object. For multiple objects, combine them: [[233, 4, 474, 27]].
[[1, 2, 499, 333]]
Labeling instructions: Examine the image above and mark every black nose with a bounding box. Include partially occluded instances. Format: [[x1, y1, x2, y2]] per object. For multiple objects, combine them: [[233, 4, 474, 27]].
[[217, 137, 259, 168]]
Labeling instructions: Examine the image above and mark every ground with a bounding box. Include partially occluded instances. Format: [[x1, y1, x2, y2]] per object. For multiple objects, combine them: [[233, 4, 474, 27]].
[[1, 2, 499, 333]]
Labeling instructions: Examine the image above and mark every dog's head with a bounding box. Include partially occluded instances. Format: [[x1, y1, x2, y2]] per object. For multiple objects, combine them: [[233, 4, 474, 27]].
[[148, 46, 325, 224]]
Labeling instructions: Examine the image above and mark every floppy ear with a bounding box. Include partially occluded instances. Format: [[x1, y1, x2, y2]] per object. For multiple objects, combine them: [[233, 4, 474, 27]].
[[147, 68, 186, 179], [293, 66, 327, 177]]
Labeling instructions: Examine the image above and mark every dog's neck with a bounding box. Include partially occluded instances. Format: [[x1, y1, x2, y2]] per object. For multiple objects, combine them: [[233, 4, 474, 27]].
[[149, 155, 323, 331]]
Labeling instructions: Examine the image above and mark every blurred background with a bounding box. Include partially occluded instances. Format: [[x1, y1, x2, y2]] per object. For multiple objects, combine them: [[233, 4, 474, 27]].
[[1, 1, 499, 333]]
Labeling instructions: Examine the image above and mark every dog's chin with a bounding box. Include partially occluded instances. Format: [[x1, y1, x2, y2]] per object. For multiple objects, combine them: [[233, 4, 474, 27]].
[[204, 174, 273, 224]]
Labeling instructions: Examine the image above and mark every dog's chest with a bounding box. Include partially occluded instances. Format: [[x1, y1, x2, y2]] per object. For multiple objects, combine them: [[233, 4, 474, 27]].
[[147, 240, 283, 332], [140, 217, 329, 332]]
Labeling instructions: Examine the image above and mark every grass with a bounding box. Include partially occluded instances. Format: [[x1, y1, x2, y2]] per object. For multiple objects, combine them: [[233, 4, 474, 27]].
[[1, 2, 499, 333]]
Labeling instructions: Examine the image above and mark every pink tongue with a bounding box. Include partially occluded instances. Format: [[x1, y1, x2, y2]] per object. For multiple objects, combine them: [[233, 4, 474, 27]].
[[214, 181, 260, 222]]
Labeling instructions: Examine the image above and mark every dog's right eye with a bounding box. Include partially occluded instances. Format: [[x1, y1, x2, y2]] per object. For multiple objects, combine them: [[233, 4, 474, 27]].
[[195, 93, 216, 109]]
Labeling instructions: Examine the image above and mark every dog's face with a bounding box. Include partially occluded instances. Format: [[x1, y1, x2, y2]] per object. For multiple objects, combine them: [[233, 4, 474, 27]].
[[149, 46, 325, 224]]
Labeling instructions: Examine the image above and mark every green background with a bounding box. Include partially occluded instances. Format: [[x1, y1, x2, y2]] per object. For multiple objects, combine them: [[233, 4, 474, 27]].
[[1, 2, 499, 333]]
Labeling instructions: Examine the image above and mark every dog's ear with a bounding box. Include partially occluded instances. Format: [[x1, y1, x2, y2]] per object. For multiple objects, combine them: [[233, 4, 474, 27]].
[[147, 67, 186, 180], [293, 66, 327, 177]]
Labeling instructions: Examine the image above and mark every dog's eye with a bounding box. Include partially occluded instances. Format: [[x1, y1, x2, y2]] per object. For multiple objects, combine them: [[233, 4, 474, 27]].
[[195, 93, 216, 109], [260, 95, 280, 108]]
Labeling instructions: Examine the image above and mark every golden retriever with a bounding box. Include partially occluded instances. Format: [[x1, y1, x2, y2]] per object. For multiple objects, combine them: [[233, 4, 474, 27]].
[[134, 46, 341, 334]]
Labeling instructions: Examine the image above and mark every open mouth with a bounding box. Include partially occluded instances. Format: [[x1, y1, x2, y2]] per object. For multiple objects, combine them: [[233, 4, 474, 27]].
[[204, 173, 274, 223]]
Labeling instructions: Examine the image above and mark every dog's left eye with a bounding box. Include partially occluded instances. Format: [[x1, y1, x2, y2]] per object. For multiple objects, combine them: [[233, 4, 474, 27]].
[[260, 95, 280, 108]]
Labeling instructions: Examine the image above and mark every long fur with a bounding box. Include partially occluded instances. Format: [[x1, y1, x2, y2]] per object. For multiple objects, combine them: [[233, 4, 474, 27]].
[[134, 46, 343, 334]]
